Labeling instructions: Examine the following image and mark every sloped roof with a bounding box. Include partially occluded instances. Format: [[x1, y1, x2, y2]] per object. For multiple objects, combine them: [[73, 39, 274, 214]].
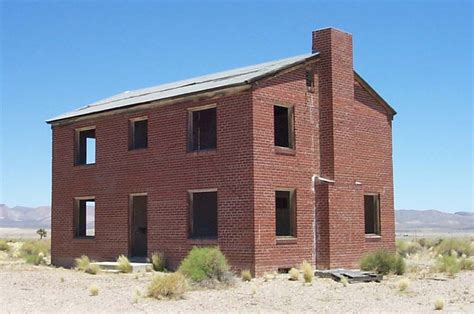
[[47, 53, 319, 123]]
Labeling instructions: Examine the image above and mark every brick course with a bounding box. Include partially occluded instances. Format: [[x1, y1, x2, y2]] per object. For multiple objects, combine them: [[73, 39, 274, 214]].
[[50, 27, 395, 275]]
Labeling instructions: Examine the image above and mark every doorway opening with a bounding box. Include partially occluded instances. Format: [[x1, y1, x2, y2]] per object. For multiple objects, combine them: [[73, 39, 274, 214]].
[[130, 194, 147, 258]]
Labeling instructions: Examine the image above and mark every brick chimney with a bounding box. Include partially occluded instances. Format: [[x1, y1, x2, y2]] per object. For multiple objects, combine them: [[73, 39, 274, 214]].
[[312, 28, 354, 102], [311, 27, 355, 180], [312, 28, 357, 269]]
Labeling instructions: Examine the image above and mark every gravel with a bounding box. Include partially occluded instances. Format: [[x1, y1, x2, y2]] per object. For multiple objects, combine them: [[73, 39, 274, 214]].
[[1, 262, 473, 313]]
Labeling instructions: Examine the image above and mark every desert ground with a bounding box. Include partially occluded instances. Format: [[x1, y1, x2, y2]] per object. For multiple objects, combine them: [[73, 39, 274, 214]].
[[0, 261, 473, 313], [1, 238, 474, 313]]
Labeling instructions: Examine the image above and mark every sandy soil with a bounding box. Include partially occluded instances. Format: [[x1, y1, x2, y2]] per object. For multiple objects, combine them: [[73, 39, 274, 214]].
[[0, 260, 473, 313]]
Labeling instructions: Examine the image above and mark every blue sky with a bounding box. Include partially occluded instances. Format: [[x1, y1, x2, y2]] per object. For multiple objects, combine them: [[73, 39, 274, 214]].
[[1, 1, 472, 212]]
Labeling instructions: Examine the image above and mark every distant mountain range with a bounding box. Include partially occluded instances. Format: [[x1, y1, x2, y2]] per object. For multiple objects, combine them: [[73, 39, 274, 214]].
[[395, 209, 474, 234], [1, 204, 473, 233]]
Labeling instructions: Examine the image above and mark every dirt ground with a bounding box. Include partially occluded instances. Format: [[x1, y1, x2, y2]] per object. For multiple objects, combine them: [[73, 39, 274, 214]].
[[0, 260, 473, 313]]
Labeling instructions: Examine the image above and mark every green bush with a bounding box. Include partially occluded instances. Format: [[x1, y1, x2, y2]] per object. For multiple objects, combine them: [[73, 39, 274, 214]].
[[24, 253, 46, 265], [360, 249, 406, 275], [178, 247, 229, 282], [396, 240, 422, 257], [148, 273, 187, 300], [20, 240, 50, 256], [436, 255, 460, 276], [151, 252, 166, 272], [117, 255, 133, 273], [0, 240, 10, 252], [435, 238, 472, 257]]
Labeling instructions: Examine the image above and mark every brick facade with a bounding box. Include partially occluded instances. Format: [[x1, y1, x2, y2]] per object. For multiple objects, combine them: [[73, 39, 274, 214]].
[[50, 28, 395, 275]]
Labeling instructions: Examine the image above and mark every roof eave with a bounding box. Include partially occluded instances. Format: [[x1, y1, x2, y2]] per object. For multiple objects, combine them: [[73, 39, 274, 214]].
[[354, 71, 397, 117], [46, 53, 320, 125]]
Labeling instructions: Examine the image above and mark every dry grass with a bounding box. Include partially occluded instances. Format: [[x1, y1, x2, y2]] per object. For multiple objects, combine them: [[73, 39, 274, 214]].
[[75, 255, 91, 271], [75, 255, 99, 274], [288, 268, 299, 281], [0, 240, 11, 252], [241, 270, 252, 282], [151, 252, 166, 272], [89, 284, 99, 296], [434, 298, 444, 310], [147, 273, 187, 300], [117, 255, 132, 273], [301, 261, 313, 284], [398, 278, 410, 292], [340, 276, 349, 287]]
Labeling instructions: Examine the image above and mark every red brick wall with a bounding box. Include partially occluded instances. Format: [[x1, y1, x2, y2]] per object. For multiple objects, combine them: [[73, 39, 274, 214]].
[[312, 28, 395, 269], [51, 92, 256, 271], [252, 65, 320, 275]]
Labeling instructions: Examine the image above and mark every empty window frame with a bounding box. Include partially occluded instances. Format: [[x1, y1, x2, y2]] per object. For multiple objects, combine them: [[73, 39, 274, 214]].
[[274, 105, 294, 149], [306, 69, 315, 91], [75, 127, 96, 165], [188, 105, 217, 151], [364, 194, 381, 235], [188, 190, 217, 239], [275, 189, 296, 237], [74, 198, 95, 238], [129, 118, 148, 150]]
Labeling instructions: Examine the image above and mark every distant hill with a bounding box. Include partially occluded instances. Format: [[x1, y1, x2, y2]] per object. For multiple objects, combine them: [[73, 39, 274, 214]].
[[395, 209, 474, 234], [0, 204, 51, 228], [1, 204, 472, 234]]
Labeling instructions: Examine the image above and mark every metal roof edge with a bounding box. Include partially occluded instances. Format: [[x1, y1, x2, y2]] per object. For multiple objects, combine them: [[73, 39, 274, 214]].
[[354, 71, 397, 116]]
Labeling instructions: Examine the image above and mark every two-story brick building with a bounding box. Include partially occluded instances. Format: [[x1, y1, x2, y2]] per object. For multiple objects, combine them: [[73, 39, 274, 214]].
[[47, 27, 396, 275]]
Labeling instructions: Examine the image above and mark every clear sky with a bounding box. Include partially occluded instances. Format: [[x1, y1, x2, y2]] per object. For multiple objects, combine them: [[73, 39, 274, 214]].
[[1, 1, 472, 212]]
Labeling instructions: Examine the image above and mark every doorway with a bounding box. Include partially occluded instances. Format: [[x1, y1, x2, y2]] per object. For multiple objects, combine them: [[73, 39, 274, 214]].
[[130, 194, 147, 258]]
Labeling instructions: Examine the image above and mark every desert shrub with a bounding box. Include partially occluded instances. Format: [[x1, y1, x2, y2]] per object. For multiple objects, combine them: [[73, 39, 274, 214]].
[[89, 284, 99, 296], [417, 237, 442, 249], [301, 261, 314, 283], [75, 255, 99, 274], [86, 263, 100, 275], [178, 247, 229, 282], [396, 240, 422, 257], [288, 268, 299, 281], [435, 238, 472, 257], [434, 298, 444, 310], [117, 255, 133, 273], [75, 255, 91, 271], [24, 252, 46, 265], [0, 240, 10, 252], [360, 249, 405, 275], [340, 276, 349, 287], [241, 270, 252, 282], [398, 278, 410, 291], [147, 273, 187, 300], [20, 240, 50, 256], [436, 255, 460, 275], [151, 252, 166, 272], [394, 255, 406, 275], [459, 257, 474, 270]]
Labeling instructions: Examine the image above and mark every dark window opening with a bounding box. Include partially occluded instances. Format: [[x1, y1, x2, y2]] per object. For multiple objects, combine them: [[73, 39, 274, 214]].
[[130, 119, 148, 150], [189, 191, 217, 239], [306, 70, 314, 90], [276, 190, 295, 237], [74, 199, 95, 238], [75, 128, 96, 165], [364, 194, 380, 235], [274, 106, 294, 148], [189, 107, 216, 151]]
